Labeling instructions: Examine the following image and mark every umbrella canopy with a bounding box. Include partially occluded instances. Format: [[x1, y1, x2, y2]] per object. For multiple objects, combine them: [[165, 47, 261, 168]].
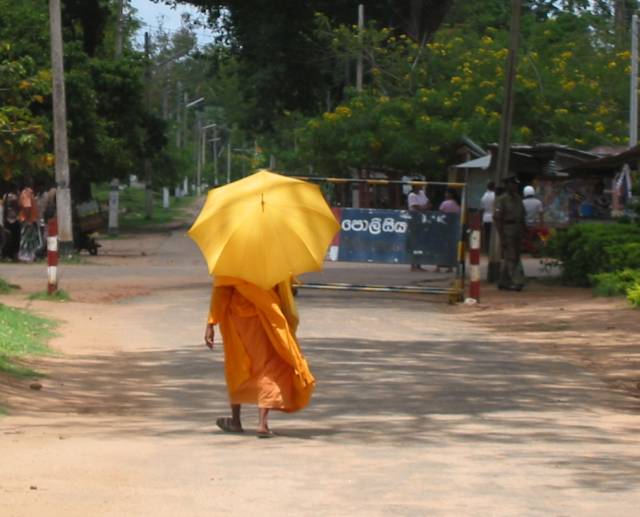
[[188, 170, 340, 290]]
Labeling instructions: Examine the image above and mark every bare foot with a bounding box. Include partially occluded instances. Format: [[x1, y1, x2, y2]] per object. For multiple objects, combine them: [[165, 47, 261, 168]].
[[216, 417, 244, 433]]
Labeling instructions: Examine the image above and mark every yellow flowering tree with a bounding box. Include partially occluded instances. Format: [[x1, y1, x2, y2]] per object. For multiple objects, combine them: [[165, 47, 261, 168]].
[[290, 10, 633, 176], [0, 44, 52, 180]]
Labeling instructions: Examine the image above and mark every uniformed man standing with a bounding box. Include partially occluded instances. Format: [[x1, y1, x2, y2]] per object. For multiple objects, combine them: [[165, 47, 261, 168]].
[[493, 175, 526, 291]]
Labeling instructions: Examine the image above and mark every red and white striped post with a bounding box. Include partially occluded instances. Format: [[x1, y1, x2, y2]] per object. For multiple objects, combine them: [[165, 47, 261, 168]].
[[47, 218, 59, 295], [468, 214, 481, 302]]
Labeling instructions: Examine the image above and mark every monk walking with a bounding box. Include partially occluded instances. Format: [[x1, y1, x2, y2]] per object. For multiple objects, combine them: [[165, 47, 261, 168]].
[[204, 276, 314, 437]]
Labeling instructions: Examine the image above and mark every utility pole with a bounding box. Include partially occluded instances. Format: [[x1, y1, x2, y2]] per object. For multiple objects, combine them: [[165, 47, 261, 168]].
[[227, 141, 231, 184], [488, 0, 522, 282], [199, 122, 206, 193], [49, 0, 73, 252], [144, 32, 153, 219], [212, 127, 219, 185], [631, 13, 638, 148], [114, 0, 125, 58], [356, 4, 364, 92], [195, 112, 202, 194], [176, 82, 182, 148]]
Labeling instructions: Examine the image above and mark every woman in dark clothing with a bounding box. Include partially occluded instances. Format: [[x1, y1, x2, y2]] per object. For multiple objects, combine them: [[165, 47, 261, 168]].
[[2, 183, 21, 260]]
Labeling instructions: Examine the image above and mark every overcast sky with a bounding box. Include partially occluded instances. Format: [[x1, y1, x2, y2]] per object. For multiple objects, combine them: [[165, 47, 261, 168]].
[[130, 0, 210, 46]]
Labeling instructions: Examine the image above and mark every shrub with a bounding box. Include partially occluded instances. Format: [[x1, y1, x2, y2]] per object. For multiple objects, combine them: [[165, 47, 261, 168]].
[[591, 269, 640, 296], [627, 283, 640, 307], [607, 242, 640, 270], [546, 223, 640, 285]]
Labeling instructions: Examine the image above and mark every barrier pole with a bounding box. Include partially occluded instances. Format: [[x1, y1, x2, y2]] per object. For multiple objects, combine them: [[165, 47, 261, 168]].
[[452, 183, 467, 302], [468, 212, 482, 302], [47, 217, 59, 295]]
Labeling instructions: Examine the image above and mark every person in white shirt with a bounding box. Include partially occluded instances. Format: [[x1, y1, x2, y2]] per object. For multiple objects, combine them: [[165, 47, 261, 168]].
[[522, 185, 544, 227], [406, 184, 430, 271], [407, 185, 430, 211], [480, 181, 495, 253]]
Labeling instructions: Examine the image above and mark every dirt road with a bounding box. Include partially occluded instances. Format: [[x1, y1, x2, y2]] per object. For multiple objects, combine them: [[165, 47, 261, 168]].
[[1, 230, 640, 516]]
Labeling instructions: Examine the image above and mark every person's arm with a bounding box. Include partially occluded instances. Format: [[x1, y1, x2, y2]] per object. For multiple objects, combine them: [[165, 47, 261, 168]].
[[205, 284, 233, 349], [20, 190, 33, 222], [538, 202, 544, 227], [493, 197, 504, 237], [408, 192, 418, 210], [205, 284, 216, 349]]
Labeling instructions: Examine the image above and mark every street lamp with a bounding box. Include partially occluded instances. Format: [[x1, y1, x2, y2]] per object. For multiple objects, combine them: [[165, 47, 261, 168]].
[[185, 97, 204, 109], [183, 96, 205, 194]]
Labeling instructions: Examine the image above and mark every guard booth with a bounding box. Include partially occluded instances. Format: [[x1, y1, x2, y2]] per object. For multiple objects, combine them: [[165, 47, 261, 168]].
[[293, 177, 468, 302]]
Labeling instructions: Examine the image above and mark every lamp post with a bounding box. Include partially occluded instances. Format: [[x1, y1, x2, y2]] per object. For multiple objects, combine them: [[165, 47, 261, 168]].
[[184, 96, 204, 194], [201, 123, 218, 187]]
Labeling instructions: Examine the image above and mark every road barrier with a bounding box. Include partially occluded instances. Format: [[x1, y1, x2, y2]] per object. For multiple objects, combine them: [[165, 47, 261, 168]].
[[293, 177, 469, 301], [47, 217, 59, 294], [468, 213, 482, 302]]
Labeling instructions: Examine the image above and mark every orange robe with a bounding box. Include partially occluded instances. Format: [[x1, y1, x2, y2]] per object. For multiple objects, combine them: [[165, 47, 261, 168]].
[[208, 276, 314, 412]]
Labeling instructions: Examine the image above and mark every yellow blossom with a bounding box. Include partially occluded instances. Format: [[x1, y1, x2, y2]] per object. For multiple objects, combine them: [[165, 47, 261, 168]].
[[322, 112, 337, 123], [19, 80, 31, 90], [574, 138, 585, 145], [419, 115, 431, 124], [379, 96, 389, 103], [475, 106, 487, 116], [479, 80, 495, 88], [450, 76, 463, 85], [520, 127, 531, 137], [607, 61, 617, 69], [560, 51, 573, 60], [555, 108, 569, 116], [335, 106, 352, 118], [594, 121, 605, 134], [481, 35, 493, 45], [484, 93, 496, 102], [562, 80, 576, 92]]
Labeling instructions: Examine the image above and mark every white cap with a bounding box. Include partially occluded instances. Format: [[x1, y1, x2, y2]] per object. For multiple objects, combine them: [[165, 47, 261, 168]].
[[523, 185, 535, 197]]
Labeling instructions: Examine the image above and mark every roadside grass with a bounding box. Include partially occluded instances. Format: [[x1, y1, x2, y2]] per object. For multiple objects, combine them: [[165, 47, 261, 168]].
[[93, 184, 194, 232], [28, 290, 71, 302], [60, 253, 87, 265], [0, 303, 57, 378], [0, 278, 16, 294]]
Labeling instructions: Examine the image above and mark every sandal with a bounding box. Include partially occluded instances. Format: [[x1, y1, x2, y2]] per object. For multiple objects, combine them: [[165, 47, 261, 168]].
[[216, 417, 244, 434], [256, 429, 276, 439]]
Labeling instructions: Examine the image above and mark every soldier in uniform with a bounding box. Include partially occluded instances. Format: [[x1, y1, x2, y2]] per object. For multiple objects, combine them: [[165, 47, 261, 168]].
[[493, 175, 526, 291]]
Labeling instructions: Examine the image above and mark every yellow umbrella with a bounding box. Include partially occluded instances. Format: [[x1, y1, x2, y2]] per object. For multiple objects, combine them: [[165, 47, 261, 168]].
[[188, 169, 340, 290]]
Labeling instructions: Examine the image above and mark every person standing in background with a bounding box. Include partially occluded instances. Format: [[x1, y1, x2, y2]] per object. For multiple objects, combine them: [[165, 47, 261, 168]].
[[2, 183, 21, 261], [522, 185, 544, 228], [406, 184, 430, 272], [438, 188, 461, 214], [480, 181, 496, 254], [18, 176, 41, 262], [493, 176, 526, 291]]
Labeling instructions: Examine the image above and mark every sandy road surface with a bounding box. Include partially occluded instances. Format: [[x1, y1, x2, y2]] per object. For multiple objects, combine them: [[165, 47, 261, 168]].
[[1, 230, 640, 516]]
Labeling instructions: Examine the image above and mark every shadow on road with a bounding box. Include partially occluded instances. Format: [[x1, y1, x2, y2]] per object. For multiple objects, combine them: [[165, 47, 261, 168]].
[[7, 332, 640, 492]]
